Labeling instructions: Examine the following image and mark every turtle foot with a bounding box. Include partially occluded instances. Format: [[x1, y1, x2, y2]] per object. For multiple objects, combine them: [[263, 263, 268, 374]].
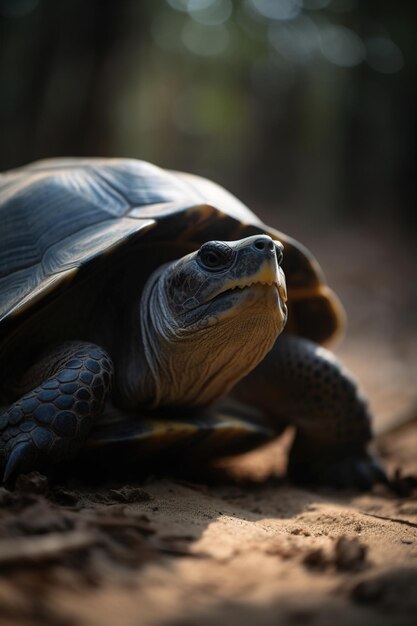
[[0, 342, 113, 483], [0, 422, 79, 484], [288, 438, 388, 490]]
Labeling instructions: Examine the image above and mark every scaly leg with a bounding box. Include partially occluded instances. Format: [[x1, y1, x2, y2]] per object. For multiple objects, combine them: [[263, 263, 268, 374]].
[[232, 335, 387, 489], [0, 341, 113, 482]]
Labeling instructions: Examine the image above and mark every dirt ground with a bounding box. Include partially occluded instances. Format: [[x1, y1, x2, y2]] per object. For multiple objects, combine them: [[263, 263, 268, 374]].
[[0, 222, 416, 626]]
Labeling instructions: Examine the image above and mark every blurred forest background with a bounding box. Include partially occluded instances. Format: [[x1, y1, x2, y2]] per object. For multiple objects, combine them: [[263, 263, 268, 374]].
[[0, 0, 416, 425], [0, 0, 415, 227]]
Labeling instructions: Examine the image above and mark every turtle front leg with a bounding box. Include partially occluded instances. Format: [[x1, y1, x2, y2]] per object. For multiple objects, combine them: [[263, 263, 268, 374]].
[[233, 336, 387, 489], [0, 341, 113, 482]]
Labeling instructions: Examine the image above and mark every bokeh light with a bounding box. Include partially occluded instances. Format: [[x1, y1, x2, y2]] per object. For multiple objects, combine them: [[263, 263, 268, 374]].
[[181, 20, 230, 56], [0, 0, 413, 229], [366, 37, 404, 74], [189, 0, 233, 25], [268, 15, 319, 64], [319, 24, 365, 67], [246, 0, 301, 22]]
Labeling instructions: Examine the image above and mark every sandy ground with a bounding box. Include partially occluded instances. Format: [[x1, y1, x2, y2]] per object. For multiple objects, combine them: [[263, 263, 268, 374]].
[[0, 423, 415, 626], [0, 222, 416, 626]]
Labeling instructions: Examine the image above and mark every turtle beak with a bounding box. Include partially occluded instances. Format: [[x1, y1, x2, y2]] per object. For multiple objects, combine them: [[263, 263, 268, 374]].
[[166, 235, 287, 320], [207, 235, 287, 303]]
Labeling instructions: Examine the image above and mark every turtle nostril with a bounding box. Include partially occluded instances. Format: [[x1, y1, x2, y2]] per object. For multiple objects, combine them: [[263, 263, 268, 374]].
[[254, 237, 274, 252], [254, 238, 268, 251]]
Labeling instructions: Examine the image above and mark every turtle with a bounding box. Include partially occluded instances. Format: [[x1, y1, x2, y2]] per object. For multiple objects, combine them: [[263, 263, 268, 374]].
[[0, 158, 386, 488]]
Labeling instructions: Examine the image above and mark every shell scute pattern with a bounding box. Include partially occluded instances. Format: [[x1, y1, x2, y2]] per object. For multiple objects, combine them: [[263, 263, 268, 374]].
[[1, 172, 113, 278], [0, 161, 168, 323]]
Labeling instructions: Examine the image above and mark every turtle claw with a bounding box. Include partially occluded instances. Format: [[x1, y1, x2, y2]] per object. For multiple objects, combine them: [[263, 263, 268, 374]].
[[3, 441, 39, 484]]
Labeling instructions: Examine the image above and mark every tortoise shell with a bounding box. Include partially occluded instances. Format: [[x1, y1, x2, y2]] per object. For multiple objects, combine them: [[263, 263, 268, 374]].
[[0, 158, 344, 348]]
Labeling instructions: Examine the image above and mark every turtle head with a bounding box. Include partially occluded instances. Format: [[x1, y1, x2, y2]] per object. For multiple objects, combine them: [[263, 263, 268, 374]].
[[136, 235, 287, 408], [163, 235, 287, 328]]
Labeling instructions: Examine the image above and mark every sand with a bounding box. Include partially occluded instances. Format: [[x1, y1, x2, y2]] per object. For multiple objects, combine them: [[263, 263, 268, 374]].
[[0, 419, 415, 626]]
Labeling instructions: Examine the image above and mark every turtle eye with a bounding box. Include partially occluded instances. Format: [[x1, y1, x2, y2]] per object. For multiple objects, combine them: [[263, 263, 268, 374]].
[[202, 251, 221, 268], [197, 242, 233, 271]]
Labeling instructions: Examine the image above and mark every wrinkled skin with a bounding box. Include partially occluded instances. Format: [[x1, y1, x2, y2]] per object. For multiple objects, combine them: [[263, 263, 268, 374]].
[[132, 235, 287, 408]]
